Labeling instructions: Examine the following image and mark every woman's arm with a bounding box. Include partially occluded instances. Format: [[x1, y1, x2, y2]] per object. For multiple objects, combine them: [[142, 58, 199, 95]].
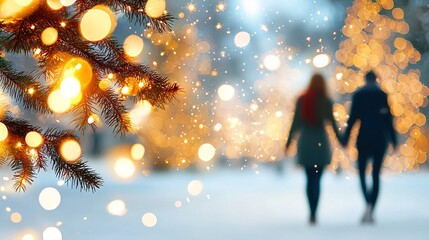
[[286, 99, 301, 149], [327, 99, 341, 143]]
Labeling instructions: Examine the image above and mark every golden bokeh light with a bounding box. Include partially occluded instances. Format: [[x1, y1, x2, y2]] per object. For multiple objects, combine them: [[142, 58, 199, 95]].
[[60, 0, 76, 7], [145, 0, 166, 18], [130, 143, 145, 160], [41, 27, 58, 46], [60, 76, 81, 99], [218, 84, 235, 101], [188, 180, 203, 196], [114, 157, 136, 179], [198, 143, 216, 162], [63, 57, 93, 88], [80, 5, 116, 42], [107, 199, 127, 216], [0, 0, 39, 19], [25, 131, 43, 148], [42, 227, 62, 240], [48, 90, 71, 113], [47, 0, 62, 10], [39, 187, 61, 211], [22, 234, 35, 240], [0, 122, 8, 141], [123, 34, 144, 57], [142, 213, 157, 227], [59, 139, 81, 163]]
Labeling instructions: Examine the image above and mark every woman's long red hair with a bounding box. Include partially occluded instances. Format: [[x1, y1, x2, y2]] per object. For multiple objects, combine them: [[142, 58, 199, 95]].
[[301, 74, 327, 125]]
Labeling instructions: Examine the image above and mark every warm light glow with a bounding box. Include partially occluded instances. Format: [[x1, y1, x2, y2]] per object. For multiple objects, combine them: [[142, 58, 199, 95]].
[[131, 143, 145, 160], [22, 234, 35, 240], [124, 34, 144, 57], [10, 212, 22, 223], [39, 187, 61, 211], [145, 0, 166, 18], [80, 5, 116, 42], [218, 84, 235, 101], [60, 0, 76, 7], [60, 139, 81, 163], [198, 143, 216, 162], [14, 0, 32, 7], [41, 27, 58, 46], [60, 76, 81, 99], [42, 227, 62, 240], [48, 90, 71, 113], [107, 199, 127, 216], [0, 122, 8, 141], [142, 213, 157, 227], [25, 131, 43, 148], [47, 0, 62, 10], [0, 0, 39, 19], [263, 55, 281, 71], [312, 53, 331, 68], [114, 157, 136, 179], [234, 31, 251, 48], [188, 180, 203, 196], [63, 58, 93, 88]]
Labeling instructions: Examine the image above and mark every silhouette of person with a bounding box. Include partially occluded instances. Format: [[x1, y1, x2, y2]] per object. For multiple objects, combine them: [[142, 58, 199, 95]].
[[285, 73, 341, 225], [341, 71, 397, 224]]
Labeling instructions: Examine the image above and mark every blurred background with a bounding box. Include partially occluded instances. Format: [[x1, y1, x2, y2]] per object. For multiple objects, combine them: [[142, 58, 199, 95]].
[[1, 0, 429, 239]]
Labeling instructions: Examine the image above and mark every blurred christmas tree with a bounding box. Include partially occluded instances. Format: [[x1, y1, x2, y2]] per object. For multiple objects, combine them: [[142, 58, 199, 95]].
[[0, 0, 178, 191], [335, 0, 429, 171]]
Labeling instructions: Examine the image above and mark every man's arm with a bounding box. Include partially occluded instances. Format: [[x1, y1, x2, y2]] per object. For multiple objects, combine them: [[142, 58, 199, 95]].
[[343, 93, 359, 146]]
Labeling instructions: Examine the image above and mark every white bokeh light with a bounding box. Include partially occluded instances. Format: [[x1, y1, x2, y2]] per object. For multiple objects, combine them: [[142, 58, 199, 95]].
[[198, 143, 216, 162], [187, 180, 203, 196], [263, 54, 281, 71], [312, 53, 331, 68], [218, 84, 235, 101], [107, 199, 127, 216], [43, 227, 62, 240], [142, 213, 158, 227], [39, 187, 61, 211], [234, 31, 251, 48]]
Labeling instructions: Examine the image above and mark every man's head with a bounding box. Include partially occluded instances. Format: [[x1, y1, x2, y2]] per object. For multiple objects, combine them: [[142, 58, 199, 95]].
[[365, 71, 377, 82]]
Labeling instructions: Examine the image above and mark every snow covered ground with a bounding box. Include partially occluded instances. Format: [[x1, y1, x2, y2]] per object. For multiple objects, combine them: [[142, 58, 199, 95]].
[[1, 160, 429, 240]]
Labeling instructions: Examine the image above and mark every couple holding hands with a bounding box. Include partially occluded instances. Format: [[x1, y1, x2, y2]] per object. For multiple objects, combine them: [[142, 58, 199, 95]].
[[285, 71, 397, 225]]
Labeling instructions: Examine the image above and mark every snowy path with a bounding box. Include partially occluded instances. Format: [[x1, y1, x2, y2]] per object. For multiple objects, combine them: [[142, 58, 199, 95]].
[[1, 162, 429, 240]]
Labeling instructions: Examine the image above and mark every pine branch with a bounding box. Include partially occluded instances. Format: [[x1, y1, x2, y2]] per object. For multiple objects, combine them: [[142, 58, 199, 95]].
[[93, 87, 132, 137], [1, 115, 102, 192], [43, 128, 103, 192], [0, 58, 50, 113]]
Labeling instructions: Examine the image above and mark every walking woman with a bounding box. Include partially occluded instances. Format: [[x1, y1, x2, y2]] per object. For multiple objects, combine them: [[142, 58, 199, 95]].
[[285, 73, 341, 225]]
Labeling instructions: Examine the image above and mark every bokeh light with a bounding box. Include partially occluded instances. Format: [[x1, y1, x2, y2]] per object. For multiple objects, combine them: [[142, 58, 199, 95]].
[[60, 0, 76, 7], [142, 213, 157, 227], [312, 53, 331, 68], [47, 0, 62, 10], [234, 31, 251, 48], [41, 27, 58, 46], [187, 180, 203, 196], [0, 122, 8, 141], [107, 199, 127, 216], [63, 57, 93, 88], [124, 34, 144, 57], [48, 90, 71, 113], [218, 84, 235, 101], [263, 55, 281, 71], [39, 187, 61, 211], [60, 76, 81, 99], [114, 157, 136, 179], [130, 143, 145, 160], [145, 0, 166, 18], [80, 5, 116, 42], [10, 212, 22, 223], [43, 227, 62, 240], [198, 143, 216, 162], [22, 234, 35, 240], [25, 131, 43, 148], [59, 139, 81, 163]]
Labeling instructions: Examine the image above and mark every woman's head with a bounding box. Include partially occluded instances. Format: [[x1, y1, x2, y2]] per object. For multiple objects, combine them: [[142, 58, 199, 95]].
[[307, 73, 326, 96]]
